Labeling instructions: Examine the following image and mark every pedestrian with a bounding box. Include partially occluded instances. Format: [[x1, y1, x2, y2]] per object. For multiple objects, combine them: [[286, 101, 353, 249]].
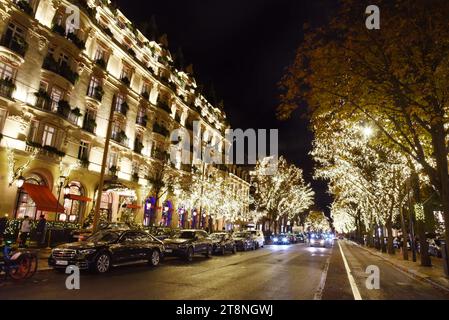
[[19, 216, 31, 248], [36, 214, 47, 247], [0, 215, 8, 246]]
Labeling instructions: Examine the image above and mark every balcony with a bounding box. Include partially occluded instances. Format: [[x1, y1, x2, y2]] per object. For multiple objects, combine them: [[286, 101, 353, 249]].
[[111, 130, 129, 147], [14, 0, 34, 16], [114, 102, 129, 117], [82, 117, 97, 134], [136, 116, 148, 128], [33, 95, 80, 125], [120, 76, 131, 87], [152, 148, 168, 161], [1, 36, 28, 57], [87, 86, 104, 102], [157, 101, 172, 114], [51, 25, 85, 50], [42, 56, 79, 85], [152, 123, 170, 138], [95, 58, 108, 70], [0, 78, 16, 99], [134, 141, 144, 154]]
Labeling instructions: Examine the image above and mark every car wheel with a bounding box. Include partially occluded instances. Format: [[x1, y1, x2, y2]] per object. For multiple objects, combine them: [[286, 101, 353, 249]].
[[255, 242, 259, 250], [185, 247, 194, 262], [253, 243, 256, 251], [232, 245, 237, 254], [94, 253, 111, 274], [149, 250, 160, 267], [221, 246, 226, 255]]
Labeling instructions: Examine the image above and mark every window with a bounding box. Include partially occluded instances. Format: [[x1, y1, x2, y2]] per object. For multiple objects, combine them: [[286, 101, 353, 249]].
[[141, 81, 150, 95], [114, 94, 126, 112], [42, 125, 55, 146], [132, 161, 140, 175], [108, 151, 118, 170], [94, 46, 106, 61], [0, 62, 16, 98], [83, 108, 97, 133], [120, 63, 132, 81], [0, 62, 16, 81], [58, 52, 69, 66], [87, 76, 101, 98], [15, 174, 47, 220], [28, 120, 39, 142], [78, 141, 90, 161], [4, 22, 26, 46], [50, 87, 63, 111], [63, 181, 86, 223]]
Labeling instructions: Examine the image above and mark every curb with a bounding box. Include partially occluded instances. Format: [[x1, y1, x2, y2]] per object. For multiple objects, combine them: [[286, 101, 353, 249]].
[[349, 241, 449, 293]]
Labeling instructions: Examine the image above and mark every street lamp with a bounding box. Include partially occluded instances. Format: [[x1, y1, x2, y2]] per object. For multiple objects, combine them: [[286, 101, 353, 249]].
[[55, 176, 67, 221], [15, 176, 25, 188], [361, 126, 374, 139]]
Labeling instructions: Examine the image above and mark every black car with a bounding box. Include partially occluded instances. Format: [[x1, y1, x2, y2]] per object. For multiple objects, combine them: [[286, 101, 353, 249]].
[[49, 230, 164, 273], [210, 233, 237, 255], [233, 232, 256, 251], [71, 222, 135, 242], [163, 230, 213, 262], [150, 227, 179, 241]]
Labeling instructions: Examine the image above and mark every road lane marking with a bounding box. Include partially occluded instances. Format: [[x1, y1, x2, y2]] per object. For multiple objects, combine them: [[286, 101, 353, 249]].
[[313, 254, 331, 300], [338, 241, 363, 300]]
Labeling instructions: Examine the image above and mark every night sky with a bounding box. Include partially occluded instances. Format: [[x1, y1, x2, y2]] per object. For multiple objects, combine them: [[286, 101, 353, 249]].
[[115, 0, 336, 213]]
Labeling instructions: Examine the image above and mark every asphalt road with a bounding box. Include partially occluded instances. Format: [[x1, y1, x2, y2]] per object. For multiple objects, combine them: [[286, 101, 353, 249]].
[[1, 241, 448, 300]]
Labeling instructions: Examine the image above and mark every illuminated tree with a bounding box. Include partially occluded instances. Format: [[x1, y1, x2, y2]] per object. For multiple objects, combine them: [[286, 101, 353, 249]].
[[278, 0, 444, 264], [252, 156, 315, 233]]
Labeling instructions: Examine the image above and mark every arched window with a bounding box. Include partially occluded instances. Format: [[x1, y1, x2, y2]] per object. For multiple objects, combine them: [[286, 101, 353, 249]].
[[63, 181, 86, 223], [15, 173, 47, 220]]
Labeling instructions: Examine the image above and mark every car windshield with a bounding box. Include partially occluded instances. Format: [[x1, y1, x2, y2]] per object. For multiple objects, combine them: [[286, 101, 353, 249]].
[[211, 233, 225, 240], [174, 231, 196, 239], [87, 231, 120, 243]]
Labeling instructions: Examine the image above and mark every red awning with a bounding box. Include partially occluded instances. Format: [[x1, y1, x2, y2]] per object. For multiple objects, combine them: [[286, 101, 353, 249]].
[[66, 194, 92, 202], [127, 204, 142, 209], [22, 183, 65, 213]]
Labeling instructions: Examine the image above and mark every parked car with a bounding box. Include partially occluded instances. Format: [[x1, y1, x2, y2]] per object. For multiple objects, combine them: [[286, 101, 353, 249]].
[[71, 222, 134, 242], [272, 234, 291, 245], [150, 227, 179, 241], [163, 230, 213, 262], [210, 232, 237, 255], [248, 230, 265, 248], [48, 230, 164, 273], [233, 232, 256, 251]]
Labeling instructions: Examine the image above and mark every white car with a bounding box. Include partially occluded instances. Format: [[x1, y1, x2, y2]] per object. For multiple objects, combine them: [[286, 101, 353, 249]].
[[248, 230, 265, 249]]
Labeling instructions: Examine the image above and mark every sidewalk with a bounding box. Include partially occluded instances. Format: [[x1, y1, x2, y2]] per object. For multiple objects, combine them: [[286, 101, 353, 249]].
[[352, 241, 449, 292]]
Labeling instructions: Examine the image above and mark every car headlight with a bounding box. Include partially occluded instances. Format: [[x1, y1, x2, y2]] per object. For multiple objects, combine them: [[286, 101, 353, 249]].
[[273, 238, 279, 242], [320, 240, 325, 244], [310, 239, 315, 244], [78, 249, 97, 255], [282, 238, 288, 243]]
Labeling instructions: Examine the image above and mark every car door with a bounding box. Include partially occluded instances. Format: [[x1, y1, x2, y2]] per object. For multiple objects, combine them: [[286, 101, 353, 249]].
[[196, 231, 207, 253], [117, 231, 140, 262]]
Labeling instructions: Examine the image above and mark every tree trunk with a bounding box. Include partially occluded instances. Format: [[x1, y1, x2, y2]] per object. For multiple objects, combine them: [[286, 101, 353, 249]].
[[386, 219, 395, 255], [380, 224, 387, 253], [367, 225, 374, 247], [431, 122, 449, 270], [400, 206, 409, 260], [411, 171, 432, 267]]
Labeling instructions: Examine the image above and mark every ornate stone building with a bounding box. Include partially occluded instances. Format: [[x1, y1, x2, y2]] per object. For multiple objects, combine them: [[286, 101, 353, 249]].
[[0, 0, 250, 229]]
